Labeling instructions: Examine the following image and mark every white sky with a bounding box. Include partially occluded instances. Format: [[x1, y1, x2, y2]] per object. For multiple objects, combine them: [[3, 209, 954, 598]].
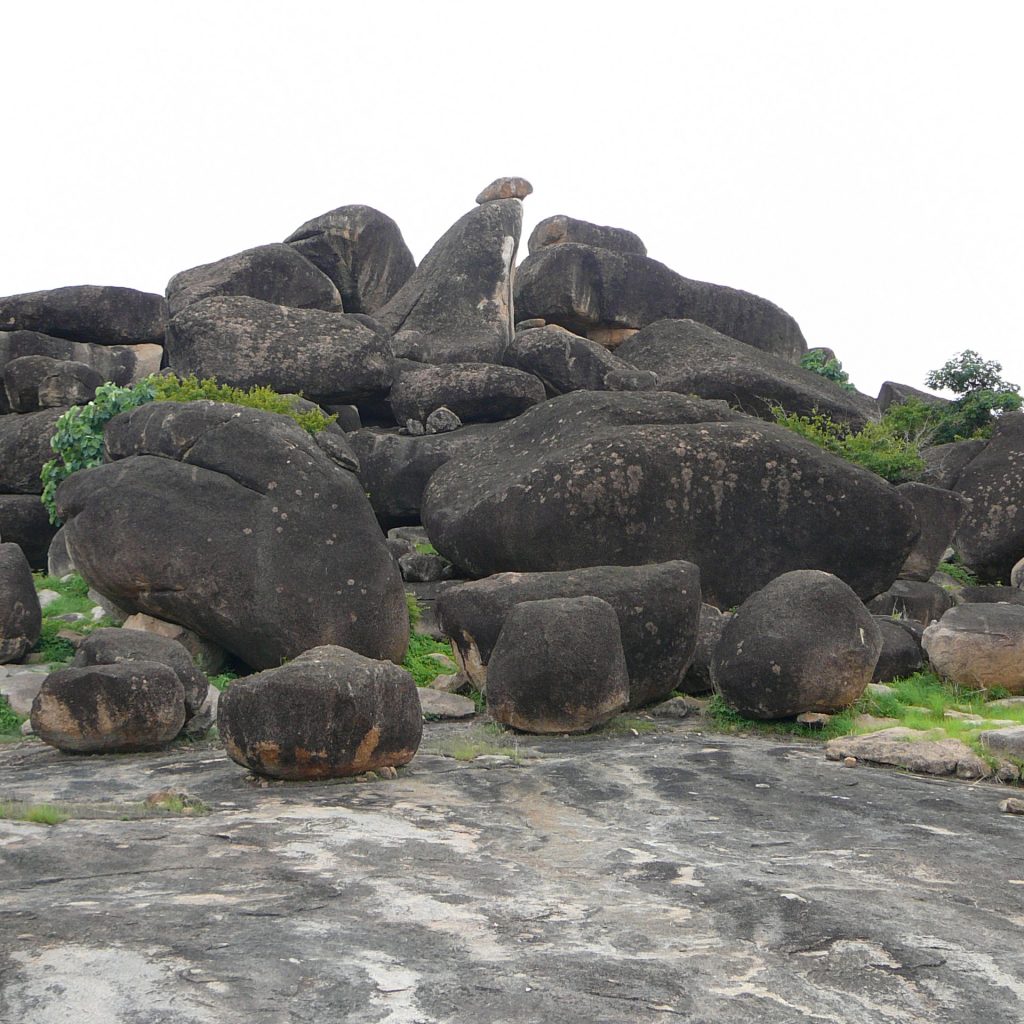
[[4, 1, 1022, 399]]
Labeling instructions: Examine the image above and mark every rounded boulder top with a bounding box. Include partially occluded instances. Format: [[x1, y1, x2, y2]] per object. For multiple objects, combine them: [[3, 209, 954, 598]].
[[475, 177, 533, 204]]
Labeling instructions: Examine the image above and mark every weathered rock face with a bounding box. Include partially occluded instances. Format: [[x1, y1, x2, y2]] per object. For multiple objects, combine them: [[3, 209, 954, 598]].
[[421, 390, 919, 608], [0, 496, 57, 569], [56, 401, 408, 670], [527, 215, 647, 257], [284, 205, 416, 314], [1013, 557, 1024, 589], [617, 319, 878, 428], [31, 661, 186, 753], [0, 286, 167, 346], [0, 331, 161, 387], [388, 363, 546, 426], [165, 296, 394, 405], [166, 243, 343, 317], [435, 560, 702, 709], [957, 586, 1024, 606], [217, 645, 422, 780], [871, 617, 925, 683], [0, 543, 42, 664], [485, 596, 629, 733], [895, 483, 971, 581], [504, 325, 638, 395], [826, 727, 991, 780], [514, 244, 807, 363], [866, 580, 955, 626], [922, 604, 1024, 693], [73, 627, 208, 719], [4, 356, 102, 412], [0, 408, 65, 494], [711, 570, 882, 719], [476, 177, 533, 203], [348, 424, 499, 528], [954, 414, 1024, 582], [920, 439, 988, 489], [376, 199, 522, 364]]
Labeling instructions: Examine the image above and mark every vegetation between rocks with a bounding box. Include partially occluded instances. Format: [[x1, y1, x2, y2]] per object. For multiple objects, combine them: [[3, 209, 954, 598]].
[[0, 802, 69, 826], [40, 373, 337, 523]]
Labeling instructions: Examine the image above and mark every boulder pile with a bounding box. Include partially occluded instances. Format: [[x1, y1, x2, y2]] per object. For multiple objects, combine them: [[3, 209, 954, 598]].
[[0, 176, 1022, 779]]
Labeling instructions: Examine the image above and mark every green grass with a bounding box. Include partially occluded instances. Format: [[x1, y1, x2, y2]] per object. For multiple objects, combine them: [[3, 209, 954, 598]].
[[936, 559, 980, 586], [0, 697, 26, 739], [28, 572, 119, 666], [209, 671, 239, 691], [0, 802, 68, 825], [707, 671, 1024, 764], [403, 632, 457, 687], [414, 542, 439, 556]]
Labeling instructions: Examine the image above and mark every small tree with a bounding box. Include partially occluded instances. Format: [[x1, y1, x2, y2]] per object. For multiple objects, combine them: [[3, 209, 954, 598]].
[[923, 350, 1021, 443]]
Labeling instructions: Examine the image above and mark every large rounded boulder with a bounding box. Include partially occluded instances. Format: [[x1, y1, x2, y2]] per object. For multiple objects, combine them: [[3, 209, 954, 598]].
[[486, 596, 630, 734], [421, 390, 919, 609], [711, 570, 883, 719], [56, 401, 408, 670], [218, 646, 423, 780]]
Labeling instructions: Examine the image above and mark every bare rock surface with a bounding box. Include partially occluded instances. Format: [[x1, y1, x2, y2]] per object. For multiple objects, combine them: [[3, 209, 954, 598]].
[[826, 727, 992, 780], [1, 724, 1023, 1022]]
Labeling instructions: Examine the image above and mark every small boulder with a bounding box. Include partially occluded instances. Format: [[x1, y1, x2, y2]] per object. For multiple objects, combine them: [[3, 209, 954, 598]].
[[3, 355, 102, 412], [711, 570, 882, 719], [922, 604, 1024, 693], [504, 325, 637, 395], [527, 215, 646, 257], [166, 243, 342, 316], [866, 580, 955, 626], [0, 543, 42, 664], [825, 727, 990, 779], [31, 661, 186, 753], [476, 177, 533, 203], [871, 617, 925, 683], [486, 596, 629, 733], [217, 646, 423, 780], [978, 726, 1024, 760]]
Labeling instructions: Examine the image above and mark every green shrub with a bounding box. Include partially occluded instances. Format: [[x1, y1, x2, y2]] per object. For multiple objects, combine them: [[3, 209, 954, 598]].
[[0, 697, 25, 737], [40, 374, 336, 524], [771, 407, 925, 483], [800, 350, 856, 392], [923, 350, 1022, 444]]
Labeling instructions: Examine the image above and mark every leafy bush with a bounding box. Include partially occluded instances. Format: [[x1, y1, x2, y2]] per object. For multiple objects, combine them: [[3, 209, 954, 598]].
[[800, 350, 856, 392], [771, 407, 925, 483], [40, 374, 336, 523], [922, 350, 1022, 444]]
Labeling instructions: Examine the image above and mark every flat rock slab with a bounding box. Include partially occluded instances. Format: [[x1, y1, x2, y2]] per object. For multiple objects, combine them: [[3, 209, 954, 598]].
[[1, 724, 1023, 1023], [826, 727, 992, 779], [0, 666, 50, 715]]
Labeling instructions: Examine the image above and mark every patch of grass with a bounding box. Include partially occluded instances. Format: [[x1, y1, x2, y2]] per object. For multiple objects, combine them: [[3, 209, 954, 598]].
[[0, 697, 26, 738], [405, 592, 422, 627], [706, 693, 863, 740], [937, 558, 980, 587], [209, 671, 239, 691], [0, 802, 69, 826], [414, 542, 439, 556], [31, 621, 76, 665], [403, 632, 457, 687]]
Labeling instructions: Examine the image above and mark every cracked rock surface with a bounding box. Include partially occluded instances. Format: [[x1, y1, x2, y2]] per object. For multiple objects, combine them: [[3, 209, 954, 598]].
[[1, 720, 1023, 1023]]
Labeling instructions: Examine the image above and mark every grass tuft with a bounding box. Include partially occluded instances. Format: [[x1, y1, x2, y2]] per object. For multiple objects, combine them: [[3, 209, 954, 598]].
[[0, 802, 68, 825]]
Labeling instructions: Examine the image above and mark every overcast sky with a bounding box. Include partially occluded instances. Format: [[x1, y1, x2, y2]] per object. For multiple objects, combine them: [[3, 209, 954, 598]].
[[5, 1, 1021, 399]]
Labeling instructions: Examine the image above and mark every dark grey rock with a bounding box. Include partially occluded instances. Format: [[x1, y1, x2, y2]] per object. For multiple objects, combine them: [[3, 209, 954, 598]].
[[0, 285, 166, 346], [877, 381, 950, 413], [421, 390, 918, 609], [46, 528, 75, 578], [920, 439, 988, 489], [56, 400, 408, 671], [424, 407, 462, 434], [528, 215, 646, 256], [603, 367, 659, 391], [167, 243, 342, 316], [954, 413, 1024, 582], [505, 325, 636, 395], [388, 363, 545, 426], [486, 596, 629, 733], [398, 551, 453, 583], [0, 330, 159, 387], [618, 318, 879, 428], [0, 495, 58, 569], [377, 200, 521, 364], [435, 560, 702, 709], [514, 243, 807, 363], [958, 586, 1024, 605], [866, 580, 955, 625], [712, 570, 882, 719], [165, 295, 393, 405], [285, 205, 416, 314], [218, 645, 422, 779], [0, 543, 41, 664], [871, 617, 925, 682], [0, 408, 65, 494], [895, 482, 971, 581], [73, 627, 208, 719], [31, 660, 186, 753], [348, 424, 499, 528], [3, 356, 102, 412]]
